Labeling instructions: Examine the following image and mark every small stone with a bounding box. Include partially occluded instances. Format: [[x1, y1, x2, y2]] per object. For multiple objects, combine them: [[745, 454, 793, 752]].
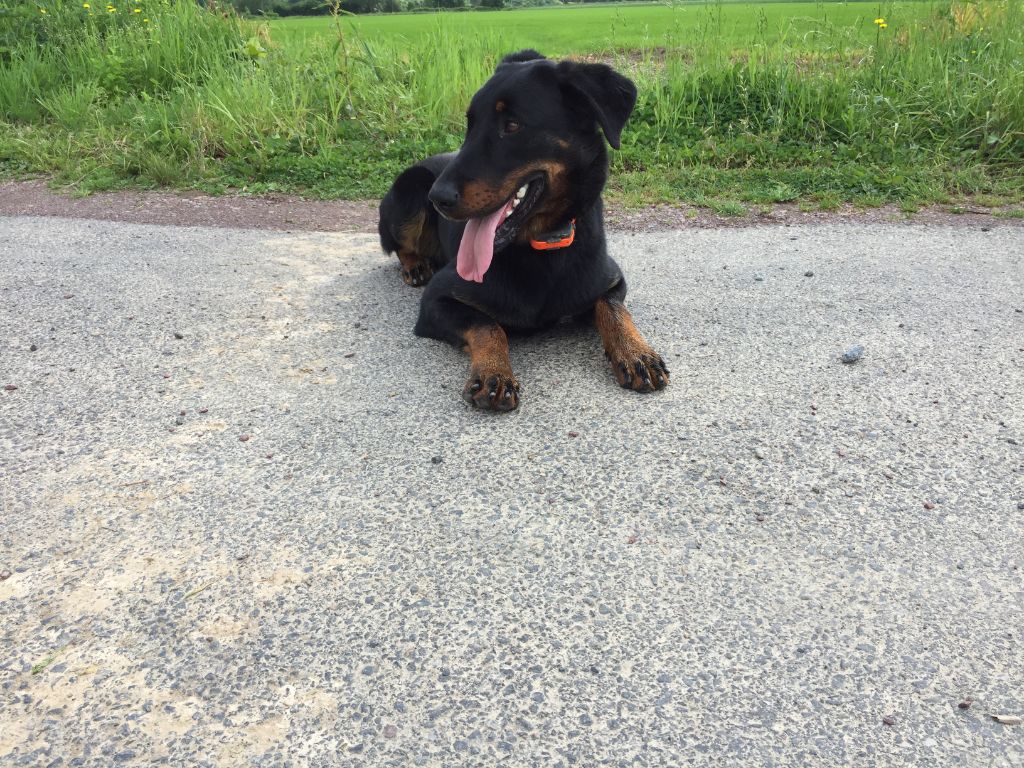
[[923, 502, 936, 510], [344, 353, 356, 358], [382, 724, 398, 739], [179, 410, 186, 416], [3, 384, 16, 392], [958, 699, 973, 710], [174, 416, 185, 426], [173, 332, 184, 340], [753, 448, 765, 460], [29, 344, 37, 352], [841, 345, 864, 364], [431, 456, 443, 465], [804, 271, 814, 277], [756, 514, 766, 522], [1017, 502, 1024, 510], [882, 715, 896, 726], [0, 569, 11, 581], [62, 293, 74, 299], [568, 431, 579, 438], [239, 434, 250, 442], [754, 276, 764, 282], [198, 407, 209, 414], [991, 715, 1022, 725]]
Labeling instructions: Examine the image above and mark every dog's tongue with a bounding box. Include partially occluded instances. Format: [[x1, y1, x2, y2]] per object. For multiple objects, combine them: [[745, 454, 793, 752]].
[[457, 200, 513, 283]]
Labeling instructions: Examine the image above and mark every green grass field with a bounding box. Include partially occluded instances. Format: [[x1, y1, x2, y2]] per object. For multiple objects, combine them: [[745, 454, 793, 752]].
[[272, 1, 926, 55], [1, 0, 1022, 211]]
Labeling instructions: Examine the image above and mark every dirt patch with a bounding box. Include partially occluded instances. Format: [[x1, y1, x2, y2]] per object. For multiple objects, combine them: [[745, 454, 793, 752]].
[[1, 179, 1020, 234]]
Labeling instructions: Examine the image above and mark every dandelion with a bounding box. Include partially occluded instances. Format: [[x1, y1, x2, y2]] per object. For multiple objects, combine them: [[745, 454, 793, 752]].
[[143, 17, 149, 22], [39, 6, 47, 12], [879, 22, 888, 28], [874, 17, 885, 25], [83, 2, 89, 6], [133, 7, 141, 11]]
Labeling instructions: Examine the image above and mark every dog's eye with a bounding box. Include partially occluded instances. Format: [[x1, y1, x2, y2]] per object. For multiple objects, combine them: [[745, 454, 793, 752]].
[[503, 120, 521, 134]]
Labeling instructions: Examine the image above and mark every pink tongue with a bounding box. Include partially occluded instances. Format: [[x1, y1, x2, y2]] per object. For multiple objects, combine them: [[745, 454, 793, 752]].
[[456, 200, 513, 283]]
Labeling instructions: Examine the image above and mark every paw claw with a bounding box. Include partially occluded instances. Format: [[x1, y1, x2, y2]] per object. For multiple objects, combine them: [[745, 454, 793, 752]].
[[463, 370, 519, 412], [612, 352, 670, 393]]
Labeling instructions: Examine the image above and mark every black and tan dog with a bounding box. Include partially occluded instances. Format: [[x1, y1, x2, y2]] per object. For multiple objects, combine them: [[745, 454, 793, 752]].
[[378, 49, 668, 411]]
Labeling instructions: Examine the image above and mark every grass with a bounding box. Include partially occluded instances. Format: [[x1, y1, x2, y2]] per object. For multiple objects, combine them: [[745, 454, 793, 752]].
[[0, 0, 1022, 211], [272, 1, 927, 55]]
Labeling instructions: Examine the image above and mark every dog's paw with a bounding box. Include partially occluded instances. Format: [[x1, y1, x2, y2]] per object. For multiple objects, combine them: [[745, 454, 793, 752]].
[[401, 262, 433, 287], [463, 369, 520, 411], [610, 350, 669, 393]]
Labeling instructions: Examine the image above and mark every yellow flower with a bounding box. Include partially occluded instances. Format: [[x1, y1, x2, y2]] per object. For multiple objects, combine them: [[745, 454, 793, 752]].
[[879, 22, 888, 28], [39, 6, 47, 12], [143, 17, 149, 22], [133, 7, 140, 11], [874, 17, 885, 25], [83, 2, 89, 6]]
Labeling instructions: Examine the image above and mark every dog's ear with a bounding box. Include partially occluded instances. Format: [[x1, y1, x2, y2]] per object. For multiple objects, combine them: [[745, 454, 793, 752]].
[[555, 61, 637, 150], [500, 49, 547, 66]]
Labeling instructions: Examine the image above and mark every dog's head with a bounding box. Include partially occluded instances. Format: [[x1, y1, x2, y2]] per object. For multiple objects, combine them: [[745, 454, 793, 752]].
[[428, 50, 637, 283]]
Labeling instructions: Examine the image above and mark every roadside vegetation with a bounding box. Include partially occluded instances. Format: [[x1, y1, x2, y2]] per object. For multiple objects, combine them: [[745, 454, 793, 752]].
[[1, 0, 1021, 212]]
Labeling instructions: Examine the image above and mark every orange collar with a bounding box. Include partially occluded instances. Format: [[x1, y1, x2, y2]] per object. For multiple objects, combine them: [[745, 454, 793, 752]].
[[530, 219, 575, 250]]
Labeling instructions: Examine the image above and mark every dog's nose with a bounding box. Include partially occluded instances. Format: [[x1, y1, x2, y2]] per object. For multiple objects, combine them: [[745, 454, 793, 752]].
[[428, 180, 460, 213]]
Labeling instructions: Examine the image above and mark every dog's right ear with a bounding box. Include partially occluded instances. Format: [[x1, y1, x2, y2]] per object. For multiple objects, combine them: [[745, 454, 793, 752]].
[[500, 49, 546, 67]]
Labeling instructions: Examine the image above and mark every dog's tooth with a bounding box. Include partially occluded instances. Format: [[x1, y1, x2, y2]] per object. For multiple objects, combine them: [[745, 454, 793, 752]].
[[511, 199, 519, 208], [516, 185, 527, 199]]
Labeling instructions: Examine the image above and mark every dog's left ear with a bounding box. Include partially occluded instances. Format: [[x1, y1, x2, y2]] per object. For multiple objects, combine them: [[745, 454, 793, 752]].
[[555, 61, 637, 150]]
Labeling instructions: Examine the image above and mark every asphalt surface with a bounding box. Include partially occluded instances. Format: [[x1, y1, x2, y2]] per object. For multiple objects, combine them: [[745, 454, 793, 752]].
[[1, 215, 1022, 767]]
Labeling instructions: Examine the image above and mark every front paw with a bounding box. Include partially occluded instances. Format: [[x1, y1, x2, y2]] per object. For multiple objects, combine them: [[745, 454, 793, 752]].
[[610, 351, 669, 393], [463, 369, 520, 411], [401, 262, 433, 287]]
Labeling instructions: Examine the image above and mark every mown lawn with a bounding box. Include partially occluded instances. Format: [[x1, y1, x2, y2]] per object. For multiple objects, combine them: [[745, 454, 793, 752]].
[[272, 1, 930, 56], [1, 0, 1021, 212]]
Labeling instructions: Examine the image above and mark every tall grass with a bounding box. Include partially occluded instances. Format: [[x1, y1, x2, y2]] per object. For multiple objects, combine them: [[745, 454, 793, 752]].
[[0, 0, 1021, 205]]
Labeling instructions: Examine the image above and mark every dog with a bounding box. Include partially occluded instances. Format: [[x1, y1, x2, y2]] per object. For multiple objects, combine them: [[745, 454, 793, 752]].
[[378, 49, 668, 412]]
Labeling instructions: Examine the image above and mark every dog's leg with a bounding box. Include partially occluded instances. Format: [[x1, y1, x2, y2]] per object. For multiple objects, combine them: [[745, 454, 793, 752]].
[[379, 165, 443, 287], [416, 292, 520, 411], [594, 284, 669, 393], [461, 324, 520, 411]]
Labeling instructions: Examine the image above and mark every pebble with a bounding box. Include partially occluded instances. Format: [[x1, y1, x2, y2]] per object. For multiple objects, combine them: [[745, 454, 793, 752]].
[[3, 384, 16, 392], [753, 448, 765, 460], [431, 456, 443, 465], [239, 434, 250, 442], [841, 345, 864, 364], [173, 332, 184, 340], [882, 715, 896, 726], [804, 271, 814, 277], [29, 344, 38, 352]]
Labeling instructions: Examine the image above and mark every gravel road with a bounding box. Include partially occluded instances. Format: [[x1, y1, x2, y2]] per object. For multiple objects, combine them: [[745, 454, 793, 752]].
[[1, 215, 1022, 766]]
